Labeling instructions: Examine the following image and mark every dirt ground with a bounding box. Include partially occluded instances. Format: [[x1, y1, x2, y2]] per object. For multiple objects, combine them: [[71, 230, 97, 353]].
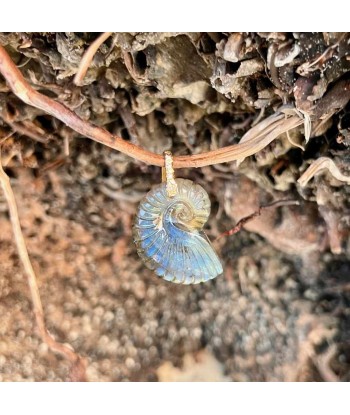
[[0, 32, 349, 381]]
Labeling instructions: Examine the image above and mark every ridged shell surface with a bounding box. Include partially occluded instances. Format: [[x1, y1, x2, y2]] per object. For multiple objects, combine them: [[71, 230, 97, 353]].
[[133, 178, 223, 284]]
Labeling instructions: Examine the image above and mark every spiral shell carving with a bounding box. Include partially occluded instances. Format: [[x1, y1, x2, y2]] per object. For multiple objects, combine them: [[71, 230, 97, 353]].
[[133, 178, 223, 284]]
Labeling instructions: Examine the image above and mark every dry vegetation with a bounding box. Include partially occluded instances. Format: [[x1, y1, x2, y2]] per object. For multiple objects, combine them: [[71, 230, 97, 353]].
[[0, 32, 349, 381]]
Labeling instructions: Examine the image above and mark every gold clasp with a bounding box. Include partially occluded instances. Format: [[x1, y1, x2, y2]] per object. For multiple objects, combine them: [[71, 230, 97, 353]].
[[162, 150, 178, 198]]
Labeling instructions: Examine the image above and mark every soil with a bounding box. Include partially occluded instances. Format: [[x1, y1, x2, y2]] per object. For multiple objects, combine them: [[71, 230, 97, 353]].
[[0, 32, 349, 381]]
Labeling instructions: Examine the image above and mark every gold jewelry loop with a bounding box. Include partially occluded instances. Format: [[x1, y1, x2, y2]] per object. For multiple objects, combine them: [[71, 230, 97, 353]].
[[162, 150, 178, 198]]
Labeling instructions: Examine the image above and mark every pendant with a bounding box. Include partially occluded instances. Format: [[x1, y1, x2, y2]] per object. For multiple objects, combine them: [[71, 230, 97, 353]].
[[133, 151, 223, 284]]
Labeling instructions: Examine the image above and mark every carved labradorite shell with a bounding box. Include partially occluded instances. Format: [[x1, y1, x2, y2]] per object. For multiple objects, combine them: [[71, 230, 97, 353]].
[[133, 178, 223, 284]]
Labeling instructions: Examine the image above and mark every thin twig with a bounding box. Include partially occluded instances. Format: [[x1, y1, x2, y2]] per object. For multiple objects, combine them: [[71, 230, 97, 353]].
[[0, 155, 87, 381], [311, 344, 339, 382], [74, 32, 113, 86], [0, 130, 15, 144], [298, 157, 350, 187], [1, 110, 51, 143], [0, 45, 304, 168], [216, 199, 300, 240], [38, 157, 68, 176], [297, 33, 348, 76]]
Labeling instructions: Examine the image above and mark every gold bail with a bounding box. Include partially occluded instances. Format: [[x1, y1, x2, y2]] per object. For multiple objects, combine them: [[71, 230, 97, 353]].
[[162, 150, 178, 198]]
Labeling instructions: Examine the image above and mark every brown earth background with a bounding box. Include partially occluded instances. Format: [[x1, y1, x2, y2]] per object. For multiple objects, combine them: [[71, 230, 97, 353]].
[[0, 32, 349, 381]]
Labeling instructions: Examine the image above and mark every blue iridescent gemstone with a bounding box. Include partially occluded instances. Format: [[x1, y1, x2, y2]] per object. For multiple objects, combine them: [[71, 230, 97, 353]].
[[133, 178, 223, 284]]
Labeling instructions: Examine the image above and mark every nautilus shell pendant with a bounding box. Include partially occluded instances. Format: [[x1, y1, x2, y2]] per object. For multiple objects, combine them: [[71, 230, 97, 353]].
[[133, 152, 223, 284]]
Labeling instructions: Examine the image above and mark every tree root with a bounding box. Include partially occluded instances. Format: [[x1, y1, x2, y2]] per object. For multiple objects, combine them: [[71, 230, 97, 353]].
[[0, 154, 87, 381], [0, 45, 304, 168]]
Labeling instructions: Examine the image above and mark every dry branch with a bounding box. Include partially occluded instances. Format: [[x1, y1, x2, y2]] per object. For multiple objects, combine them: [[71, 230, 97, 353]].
[[217, 199, 300, 239], [74, 32, 113, 86], [298, 157, 350, 187], [0, 154, 87, 381], [0, 45, 304, 169]]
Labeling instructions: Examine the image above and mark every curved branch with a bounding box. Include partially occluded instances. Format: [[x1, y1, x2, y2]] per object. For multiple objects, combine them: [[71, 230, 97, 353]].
[[0, 45, 303, 168], [298, 157, 350, 187], [74, 32, 113, 86], [0, 156, 87, 381]]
